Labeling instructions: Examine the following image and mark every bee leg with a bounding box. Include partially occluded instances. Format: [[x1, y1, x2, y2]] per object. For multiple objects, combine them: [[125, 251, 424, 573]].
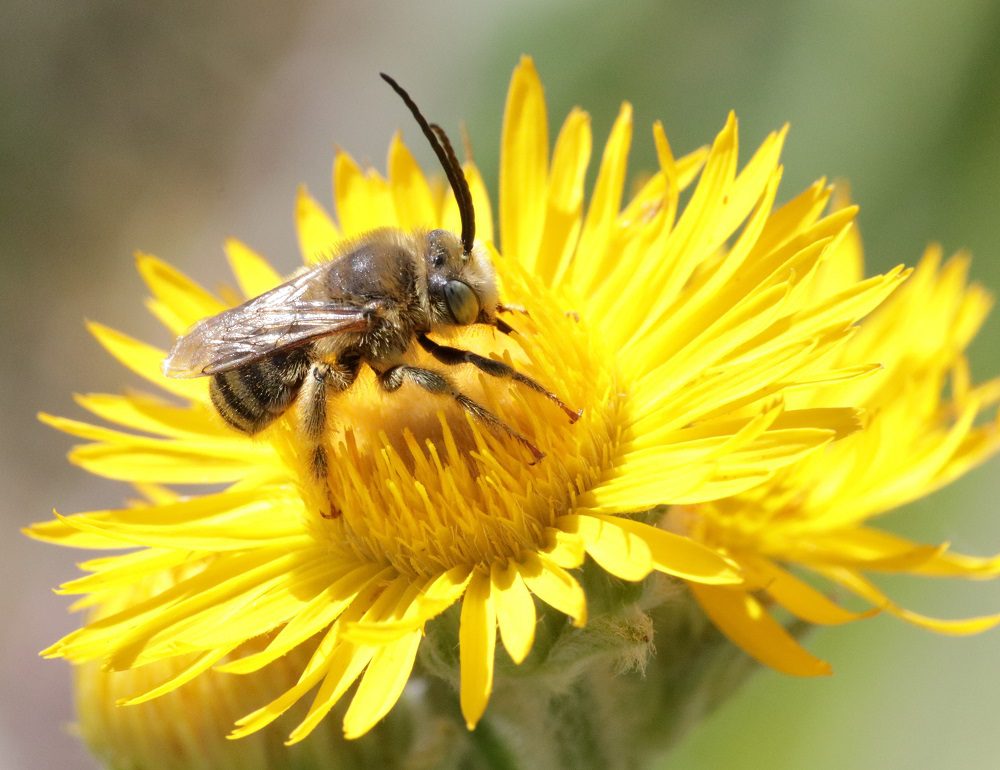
[[493, 304, 529, 335], [417, 334, 582, 423], [378, 364, 545, 463], [299, 356, 361, 519], [494, 317, 516, 335]]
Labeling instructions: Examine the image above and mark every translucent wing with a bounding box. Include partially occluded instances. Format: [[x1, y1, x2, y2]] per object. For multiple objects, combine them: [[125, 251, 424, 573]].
[[162, 266, 373, 377]]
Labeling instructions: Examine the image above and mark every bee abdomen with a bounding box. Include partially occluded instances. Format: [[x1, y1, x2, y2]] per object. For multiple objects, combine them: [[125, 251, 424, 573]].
[[209, 350, 309, 434]]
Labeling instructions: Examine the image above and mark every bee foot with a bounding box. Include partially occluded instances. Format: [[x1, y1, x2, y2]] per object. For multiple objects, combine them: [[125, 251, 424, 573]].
[[563, 405, 584, 424]]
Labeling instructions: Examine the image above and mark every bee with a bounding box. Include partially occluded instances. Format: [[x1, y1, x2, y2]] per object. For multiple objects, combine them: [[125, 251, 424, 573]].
[[163, 74, 580, 515]]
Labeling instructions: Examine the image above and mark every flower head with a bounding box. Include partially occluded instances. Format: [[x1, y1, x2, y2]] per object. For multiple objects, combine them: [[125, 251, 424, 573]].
[[683, 198, 1000, 675], [31, 57, 909, 744]]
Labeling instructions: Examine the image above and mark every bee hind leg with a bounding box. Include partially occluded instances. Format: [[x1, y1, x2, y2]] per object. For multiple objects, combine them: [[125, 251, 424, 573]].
[[417, 334, 582, 423], [378, 364, 544, 463], [299, 356, 361, 518]]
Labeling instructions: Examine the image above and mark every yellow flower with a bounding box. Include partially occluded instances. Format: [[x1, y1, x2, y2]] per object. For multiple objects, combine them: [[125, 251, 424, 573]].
[[70, 562, 333, 770], [29, 57, 907, 743], [684, 199, 1000, 676]]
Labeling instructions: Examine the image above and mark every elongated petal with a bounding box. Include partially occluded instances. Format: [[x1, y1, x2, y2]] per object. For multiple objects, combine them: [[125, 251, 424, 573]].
[[491, 562, 536, 664], [388, 132, 437, 230], [742, 555, 877, 625], [136, 252, 226, 332], [519, 552, 587, 627], [333, 151, 395, 236], [500, 55, 548, 266], [460, 571, 496, 729], [560, 513, 653, 581], [572, 102, 632, 294], [87, 323, 207, 402], [296, 185, 342, 265], [536, 107, 591, 284], [819, 567, 1000, 635], [225, 237, 282, 297], [689, 584, 832, 676], [343, 630, 422, 739]]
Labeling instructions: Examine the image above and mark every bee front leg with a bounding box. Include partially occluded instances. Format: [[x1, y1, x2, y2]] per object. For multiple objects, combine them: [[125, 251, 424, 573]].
[[378, 364, 545, 463], [492, 303, 528, 335], [417, 334, 582, 423], [299, 356, 360, 518]]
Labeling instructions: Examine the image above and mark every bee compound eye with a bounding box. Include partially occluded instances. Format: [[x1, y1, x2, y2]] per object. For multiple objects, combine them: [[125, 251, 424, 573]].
[[444, 280, 480, 325]]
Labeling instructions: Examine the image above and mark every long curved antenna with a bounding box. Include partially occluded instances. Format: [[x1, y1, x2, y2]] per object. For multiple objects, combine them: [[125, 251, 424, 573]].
[[429, 123, 474, 250], [380, 73, 476, 255]]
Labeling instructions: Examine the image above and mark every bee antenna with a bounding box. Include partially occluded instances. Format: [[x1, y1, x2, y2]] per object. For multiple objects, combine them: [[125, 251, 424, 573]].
[[429, 123, 474, 245], [380, 72, 476, 255]]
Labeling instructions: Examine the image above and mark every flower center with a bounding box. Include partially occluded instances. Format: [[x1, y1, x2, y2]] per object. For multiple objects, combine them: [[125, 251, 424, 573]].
[[277, 264, 619, 579]]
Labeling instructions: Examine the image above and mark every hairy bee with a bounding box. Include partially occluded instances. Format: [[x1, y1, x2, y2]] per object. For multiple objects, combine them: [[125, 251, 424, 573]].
[[163, 74, 579, 514]]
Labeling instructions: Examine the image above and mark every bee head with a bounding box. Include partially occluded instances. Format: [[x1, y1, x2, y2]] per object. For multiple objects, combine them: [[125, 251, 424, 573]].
[[425, 229, 499, 327], [381, 74, 497, 328]]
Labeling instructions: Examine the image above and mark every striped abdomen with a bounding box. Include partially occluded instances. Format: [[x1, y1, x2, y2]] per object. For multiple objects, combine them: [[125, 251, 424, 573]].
[[209, 349, 310, 434]]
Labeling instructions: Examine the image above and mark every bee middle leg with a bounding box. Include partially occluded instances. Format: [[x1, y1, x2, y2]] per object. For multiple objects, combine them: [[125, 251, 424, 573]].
[[417, 334, 582, 422], [299, 355, 360, 518], [378, 364, 545, 463]]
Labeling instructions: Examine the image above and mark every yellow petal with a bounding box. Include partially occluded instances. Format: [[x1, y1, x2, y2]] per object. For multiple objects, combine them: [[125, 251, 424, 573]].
[[286, 643, 375, 745], [572, 102, 633, 294], [612, 113, 738, 345], [68, 440, 273, 485], [588, 515, 742, 585], [459, 571, 496, 729], [559, 513, 653, 582], [388, 132, 437, 230], [218, 563, 390, 675], [537, 107, 592, 285], [24, 515, 135, 551], [490, 561, 536, 664], [500, 55, 548, 266], [224, 237, 282, 297], [56, 548, 306, 665], [782, 528, 949, 571], [296, 184, 342, 265], [118, 645, 237, 706], [333, 151, 395, 236], [228, 627, 337, 739], [519, 552, 587, 627], [820, 567, 1000, 635], [689, 584, 832, 676], [341, 566, 473, 645], [86, 322, 208, 403], [742, 555, 877, 625], [342, 630, 422, 739], [58, 511, 305, 555], [284, 577, 417, 744], [542, 527, 586, 569], [73, 392, 227, 439], [135, 251, 226, 332]]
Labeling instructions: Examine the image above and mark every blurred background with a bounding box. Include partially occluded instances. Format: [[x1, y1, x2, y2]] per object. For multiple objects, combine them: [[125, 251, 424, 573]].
[[4, 0, 1000, 767]]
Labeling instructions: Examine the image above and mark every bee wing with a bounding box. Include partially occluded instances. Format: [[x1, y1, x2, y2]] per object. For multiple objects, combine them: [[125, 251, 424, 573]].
[[163, 269, 373, 377]]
